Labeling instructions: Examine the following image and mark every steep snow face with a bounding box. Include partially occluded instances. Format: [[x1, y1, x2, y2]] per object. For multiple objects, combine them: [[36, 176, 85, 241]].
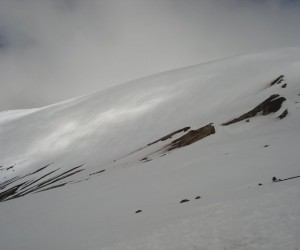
[[1, 48, 300, 249], [1, 48, 300, 170]]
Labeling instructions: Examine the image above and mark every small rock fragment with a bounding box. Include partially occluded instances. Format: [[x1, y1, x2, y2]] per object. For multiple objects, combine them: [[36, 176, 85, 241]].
[[195, 196, 201, 199], [264, 145, 269, 147], [270, 75, 284, 86], [135, 210, 142, 214], [258, 183, 263, 186], [278, 109, 288, 119], [281, 83, 287, 88], [180, 199, 189, 203]]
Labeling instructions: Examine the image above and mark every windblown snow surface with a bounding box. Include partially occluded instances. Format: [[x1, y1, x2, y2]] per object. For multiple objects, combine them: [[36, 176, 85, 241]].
[[1, 48, 300, 250]]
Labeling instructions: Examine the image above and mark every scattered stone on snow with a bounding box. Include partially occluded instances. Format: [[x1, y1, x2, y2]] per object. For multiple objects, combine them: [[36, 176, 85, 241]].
[[281, 83, 287, 88], [140, 157, 152, 162], [270, 75, 284, 86], [278, 109, 288, 119], [89, 169, 106, 176], [180, 199, 190, 203], [195, 196, 201, 199], [135, 210, 142, 214]]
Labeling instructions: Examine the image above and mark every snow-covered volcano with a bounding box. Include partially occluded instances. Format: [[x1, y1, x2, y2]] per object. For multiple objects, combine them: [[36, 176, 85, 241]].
[[1, 48, 300, 250]]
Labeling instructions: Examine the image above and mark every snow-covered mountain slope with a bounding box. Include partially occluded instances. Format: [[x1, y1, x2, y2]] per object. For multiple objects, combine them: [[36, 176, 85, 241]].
[[1, 48, 300, 250]]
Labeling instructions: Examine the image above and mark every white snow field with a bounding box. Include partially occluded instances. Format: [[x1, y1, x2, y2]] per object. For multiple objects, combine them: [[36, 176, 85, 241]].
[[1, 48, 300, 250]]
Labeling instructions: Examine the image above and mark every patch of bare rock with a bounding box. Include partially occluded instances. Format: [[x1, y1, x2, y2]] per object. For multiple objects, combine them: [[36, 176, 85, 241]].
[[222, 94, 286, 125]]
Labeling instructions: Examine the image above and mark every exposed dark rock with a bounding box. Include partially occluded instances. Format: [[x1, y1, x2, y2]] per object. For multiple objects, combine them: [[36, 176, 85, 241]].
[[25, 163, 53, 176], [35, 182, 70, 193], [19, 169, 60, 191], [0, 164, 85, 202], [168, 123, 215, 151], [6, 166, 14, 170], [140, 157, 152, 162], [246, 119, 250, 122], [264, 145, 269, 148], [272, 175, 300, 183], [135, 210, 142, 213], [148, 127, 190, 146], [222, 94, 286, 125], [281, 83, 287, 88], [258, 183, 263, 186], [31, 166, 84, 191], [180, 199, 189, 203], [262, 97, 286, 115], [270, 75, 284, 86], [0, 163, 55, 195], [89, 169, 106, 176], [0, 176, 21, 190], [195, 196, 201, 199], [278, 109, 288, 119], [125, 124, 214, 162], [0, 183, 24, 202]]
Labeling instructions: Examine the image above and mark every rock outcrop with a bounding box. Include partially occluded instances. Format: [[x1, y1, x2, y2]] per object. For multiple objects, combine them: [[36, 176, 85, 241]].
[[148, 127, 190, 146], [270, 75, 284, 86], [278, 109, 288, 119], [168, 123, 215, 151], [222, 94, 286, 125]]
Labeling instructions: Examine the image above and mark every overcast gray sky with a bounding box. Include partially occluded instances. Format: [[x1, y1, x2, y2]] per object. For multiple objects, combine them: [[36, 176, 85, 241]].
[[0, 0, 300, 110]]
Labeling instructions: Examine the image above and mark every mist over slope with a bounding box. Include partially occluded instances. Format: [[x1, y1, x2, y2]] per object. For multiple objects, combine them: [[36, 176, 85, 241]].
[[0, 48, 300, 249]]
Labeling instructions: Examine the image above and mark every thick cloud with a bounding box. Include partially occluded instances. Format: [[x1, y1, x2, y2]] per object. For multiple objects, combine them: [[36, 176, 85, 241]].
[[0, 0, 300, 110]]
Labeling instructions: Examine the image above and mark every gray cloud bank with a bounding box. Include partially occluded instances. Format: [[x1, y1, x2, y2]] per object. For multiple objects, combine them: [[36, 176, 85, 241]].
[[0, 0, 300, 110]]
